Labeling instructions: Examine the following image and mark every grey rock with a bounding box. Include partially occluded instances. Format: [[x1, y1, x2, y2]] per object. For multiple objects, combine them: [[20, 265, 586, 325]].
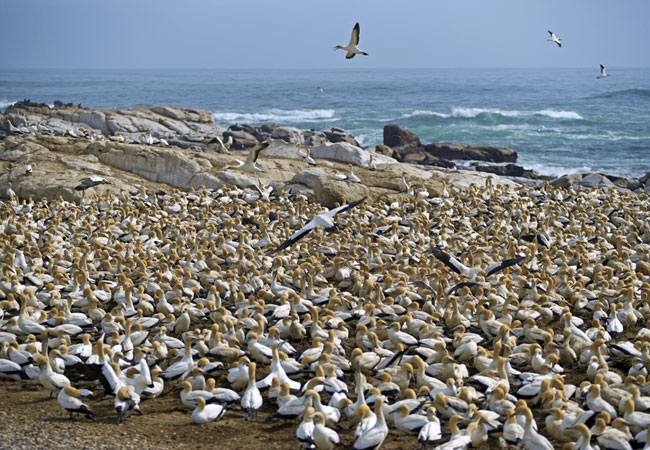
[[550, 173, 583, 188], [576, 173, 614, 188], [310, 142, 397, 167]]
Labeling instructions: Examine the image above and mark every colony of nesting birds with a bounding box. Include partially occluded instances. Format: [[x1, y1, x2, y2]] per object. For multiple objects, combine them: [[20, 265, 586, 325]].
[[1, 177, 650, 450]]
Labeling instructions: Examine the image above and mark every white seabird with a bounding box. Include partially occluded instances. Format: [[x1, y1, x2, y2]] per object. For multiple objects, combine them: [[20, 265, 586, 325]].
[[25, 164, 32, 176], [547, 30, 562, 47], [431, 247, 526, 280], [269, 196, 367, 253], [597, 64, 611, 79], [228, 141, 269, 173], [335, 23, 369, 59]]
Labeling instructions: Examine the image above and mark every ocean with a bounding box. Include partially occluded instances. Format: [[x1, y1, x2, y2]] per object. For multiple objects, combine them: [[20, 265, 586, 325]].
[[1, 68, 649, 178]]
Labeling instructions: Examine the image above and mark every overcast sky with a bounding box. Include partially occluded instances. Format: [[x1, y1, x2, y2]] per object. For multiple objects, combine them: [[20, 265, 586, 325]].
[[2, 0, 649, 69]]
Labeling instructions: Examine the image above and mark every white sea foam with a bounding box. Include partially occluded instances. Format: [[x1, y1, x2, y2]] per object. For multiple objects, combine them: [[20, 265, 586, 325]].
[[521, 162, 593, 178], [212, 109, 335, 123], [401, 110, 449, 119], [0, 99, 17, 110], [535, 109, 583, 120], [401, 107, 583, 120]]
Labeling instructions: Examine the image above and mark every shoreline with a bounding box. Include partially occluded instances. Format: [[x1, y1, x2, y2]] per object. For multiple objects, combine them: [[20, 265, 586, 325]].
[[1, 100, 648, 203]]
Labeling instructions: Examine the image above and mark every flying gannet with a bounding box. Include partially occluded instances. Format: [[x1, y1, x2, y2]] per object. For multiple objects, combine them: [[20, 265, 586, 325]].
[[228, 141, 270, 173], [335, 23, 368, 59], [547, 30, 562, 47], [597, 64, 611, 79], [269, 196, 367, 253], [431, 246, 526, 281]]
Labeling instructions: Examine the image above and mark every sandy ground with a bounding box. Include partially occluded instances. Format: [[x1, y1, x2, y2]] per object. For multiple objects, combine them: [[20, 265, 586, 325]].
[[0, 379, 426, 450]]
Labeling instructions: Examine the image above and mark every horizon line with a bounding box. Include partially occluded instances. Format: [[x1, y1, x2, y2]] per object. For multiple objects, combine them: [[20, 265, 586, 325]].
[[1, 66, 649, 71]]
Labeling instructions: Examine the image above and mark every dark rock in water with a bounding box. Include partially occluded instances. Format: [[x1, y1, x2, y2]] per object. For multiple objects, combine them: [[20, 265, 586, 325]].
[[424, 142, 517, 163], [383, 124, 421, 148], [324, 128, 359, 146], [7, 100, 51, 115], [639, 171, 650, 185], [53, 100, 75, 108], [402, 150, 456, 168], [475, 164, 531, 178], [223, 129, 259, 150], [391, 144, 423, 162]]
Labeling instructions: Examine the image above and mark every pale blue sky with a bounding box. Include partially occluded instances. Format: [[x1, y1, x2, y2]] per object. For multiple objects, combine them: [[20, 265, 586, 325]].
[[2, 0, 649, 69]]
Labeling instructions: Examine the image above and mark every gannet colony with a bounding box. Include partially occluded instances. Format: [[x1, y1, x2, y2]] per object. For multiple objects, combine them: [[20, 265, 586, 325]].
[[1, 162, 650, 449]]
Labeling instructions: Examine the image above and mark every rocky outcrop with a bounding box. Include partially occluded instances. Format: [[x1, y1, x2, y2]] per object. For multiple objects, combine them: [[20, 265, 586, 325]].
[[424, 142, 517, 163], [292, 168, 369, 206], [323, 128, 359, 146], [383, 124, 421, 148], [310, 142, 397, 167]]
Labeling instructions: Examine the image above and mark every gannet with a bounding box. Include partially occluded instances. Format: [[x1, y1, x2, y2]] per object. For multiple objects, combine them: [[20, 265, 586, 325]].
[[347, 165, 361, 183], [296, 406, 316, 449], [228, 141, 269, 173], [241, 362, 263, 419], [547, 30, 562, 47], [399, 175, 410, 192], [597, 64, 611, 79], [75, 175, 108, 191], [57, 386, 94, 421], [208, 135, 232, 153], [335, 22, 369, 59], [354, 395, 388, 450], [312, 412, 340, 450], [269, 196, 367, 253], [25, 164, 32, 176], [431, 247, 526, 280], [317, 87, 324, 93], [192, 396, 226, 424], [115, 385, 140, 424], [6, 119, 26, 134], [305, 147, 316, 166], [139, 129, 154, 145]]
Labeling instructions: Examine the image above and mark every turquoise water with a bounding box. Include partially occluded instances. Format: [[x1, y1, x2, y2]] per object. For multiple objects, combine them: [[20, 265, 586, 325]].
[[1, 68, 649, 178]]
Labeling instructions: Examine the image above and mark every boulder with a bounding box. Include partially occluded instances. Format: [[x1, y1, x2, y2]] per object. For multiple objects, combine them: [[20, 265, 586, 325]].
[[639, 171, 650, 185], [424, 142, 517, 163], [474, 164, 530, 178], [292, 168, 369, 207], [88, 142, 212, 188], [310, 142, 397, 167], [550, 173, 583, 188], [383, 124, 421, 148], [271, 126, 303, 144], [303, 130, 328, 147], [324, 128, 359, 146], [223, 130, 259, 150], [576, 173, 614, 189]]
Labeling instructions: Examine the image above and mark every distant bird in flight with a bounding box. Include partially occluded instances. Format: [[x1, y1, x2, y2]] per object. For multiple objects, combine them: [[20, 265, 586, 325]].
[[547, 30, 562, 47], [597, 64, 611, 79], [335, 23, 368, 59], [316, 87, 324, 93]]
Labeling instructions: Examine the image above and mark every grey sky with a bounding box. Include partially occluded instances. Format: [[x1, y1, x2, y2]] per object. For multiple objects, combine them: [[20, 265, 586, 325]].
[[2, 0, 649, 69]]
